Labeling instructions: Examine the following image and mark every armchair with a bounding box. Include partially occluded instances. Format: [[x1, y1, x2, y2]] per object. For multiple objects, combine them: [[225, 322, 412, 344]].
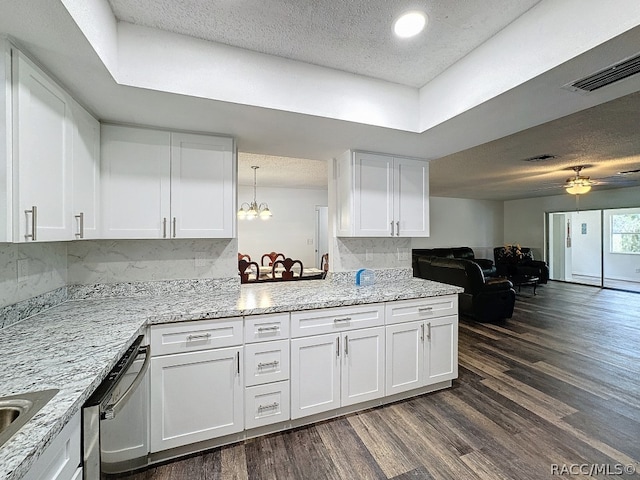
[[493, 246, 549, 284], [412, 247, 497, 278]]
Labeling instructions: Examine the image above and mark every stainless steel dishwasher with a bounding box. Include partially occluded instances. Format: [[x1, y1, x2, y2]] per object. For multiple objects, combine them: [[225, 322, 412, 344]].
[[82, 335, 150, 479]]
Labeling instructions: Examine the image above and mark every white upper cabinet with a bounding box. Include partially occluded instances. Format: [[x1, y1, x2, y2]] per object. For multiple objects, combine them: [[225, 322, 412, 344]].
[[170, 132, 235, 238], [336, 150, 429, 237], [70, 100, 100, 239], [101, 125, 235, 239], [13, 50, 73, 242]]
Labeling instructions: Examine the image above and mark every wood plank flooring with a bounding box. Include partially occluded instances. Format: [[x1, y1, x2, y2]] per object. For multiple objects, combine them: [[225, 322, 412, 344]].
[[118, 282, 640, 480]]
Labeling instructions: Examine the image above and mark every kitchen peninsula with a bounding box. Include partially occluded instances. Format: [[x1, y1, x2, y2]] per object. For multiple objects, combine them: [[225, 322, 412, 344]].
[[0, 273, 461, 480]]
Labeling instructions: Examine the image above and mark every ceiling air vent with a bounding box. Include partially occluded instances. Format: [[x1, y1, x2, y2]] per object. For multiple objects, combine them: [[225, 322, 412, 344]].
[[522, 154, 556, 162], [569, 52, 640, 92]]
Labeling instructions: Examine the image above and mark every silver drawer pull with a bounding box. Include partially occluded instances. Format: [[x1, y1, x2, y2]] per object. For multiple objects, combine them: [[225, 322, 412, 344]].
[[257, 360, 279, 369], [334, 317, 351, 323], [187, 333, 211, 341], [257, 402, 279, 411], [25, 206, 37, 241], [257, 326, 280, 332], [418, 307, 433, 313]]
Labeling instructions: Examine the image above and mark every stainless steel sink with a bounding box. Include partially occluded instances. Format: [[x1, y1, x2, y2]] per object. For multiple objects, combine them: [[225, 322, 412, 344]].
[[0, 389, 59, 448]]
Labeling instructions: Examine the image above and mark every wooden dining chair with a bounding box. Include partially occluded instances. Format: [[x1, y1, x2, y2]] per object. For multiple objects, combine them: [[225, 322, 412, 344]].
[[238, 253, 251, 262], [238, 259, 260, 283], [272, 258, 303, 280], [320, 253, 329, 272], [261, 251, 285, 266]]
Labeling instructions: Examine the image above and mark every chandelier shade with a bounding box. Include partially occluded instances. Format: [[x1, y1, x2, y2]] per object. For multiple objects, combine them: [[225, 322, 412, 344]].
[[238, 166, 272, 220]]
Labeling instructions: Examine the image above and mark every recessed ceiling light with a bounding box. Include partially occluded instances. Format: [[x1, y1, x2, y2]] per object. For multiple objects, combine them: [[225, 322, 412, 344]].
[[394, 11, 427, 38]]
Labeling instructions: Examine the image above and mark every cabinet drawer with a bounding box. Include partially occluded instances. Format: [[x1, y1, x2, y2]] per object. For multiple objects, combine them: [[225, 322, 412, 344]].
[[244, 313, 290, 343], [291, 304, 384, 338], [244, 340, 290, 386], [151, 317, 243, 356], [385, 295, 458, 325], [245, 381, 290, 429]]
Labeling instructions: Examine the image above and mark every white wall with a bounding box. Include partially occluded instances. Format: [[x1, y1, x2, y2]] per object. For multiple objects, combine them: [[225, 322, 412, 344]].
[[411, 197, 504, 260], [504, 185, 640, 261], [237, 185, 327, 268]]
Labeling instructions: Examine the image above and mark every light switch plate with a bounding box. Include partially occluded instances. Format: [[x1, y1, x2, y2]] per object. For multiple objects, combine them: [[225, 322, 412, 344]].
[[194, 252, 207, 268], [397, 248, 409, 261], [17, 258, 28, 282], [365, 249, 373, 262]]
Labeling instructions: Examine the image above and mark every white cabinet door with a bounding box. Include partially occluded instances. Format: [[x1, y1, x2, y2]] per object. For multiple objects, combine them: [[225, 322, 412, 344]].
[[341, 327, 385, 407], [424, 315, 458, 384], [150, 347, 243, 452], [394, 157, 429, 237], [353, 152, 394, 236], [26, 412, 80, 480], [70, 101, 100, 239], [13, 50, 72, 242], [290, 333, 341, 419], [170, 132, 234, 238], [385, 321, 423, 396], [101, 125, 171, 238]]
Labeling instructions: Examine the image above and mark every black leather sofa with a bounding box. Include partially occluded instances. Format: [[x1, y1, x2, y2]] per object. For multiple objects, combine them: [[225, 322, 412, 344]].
[[412, 247, 496, 277], [414, 256, 516, 323], [493, 247, 549, 284]]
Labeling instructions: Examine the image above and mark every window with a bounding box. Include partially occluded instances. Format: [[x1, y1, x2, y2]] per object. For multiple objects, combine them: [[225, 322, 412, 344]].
[[611, 213, 640, 254]]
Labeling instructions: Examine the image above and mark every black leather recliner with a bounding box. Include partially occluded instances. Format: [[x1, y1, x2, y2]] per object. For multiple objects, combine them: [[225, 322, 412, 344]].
[[415, 256, 515, 323], [412, 247, 497, 277], [493, 247, 549, 284]]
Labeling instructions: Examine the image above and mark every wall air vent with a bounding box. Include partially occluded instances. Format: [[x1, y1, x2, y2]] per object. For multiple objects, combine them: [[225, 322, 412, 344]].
[[569, 52, 640, 92]]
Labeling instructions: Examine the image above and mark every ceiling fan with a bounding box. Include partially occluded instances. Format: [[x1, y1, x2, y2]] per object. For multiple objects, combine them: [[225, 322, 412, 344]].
[[564, 166, 594, 195]]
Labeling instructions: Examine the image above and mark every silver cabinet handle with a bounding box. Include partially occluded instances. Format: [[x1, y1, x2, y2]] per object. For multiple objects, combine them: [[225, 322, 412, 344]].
[[257, 326, 280, 332], [418, 307, 433, 313], [344, 335, 349, 356], [172, 217, 176, 238], [336, 336, 340, 357], [257, 360, 279, 369], [236, 351, 240, 375], [25, 206, 37, 241], [427, 322, 431, 339], [187, 333, 211, 341], [162, 217, 167, 238], [421, 323, 424, 341], [257, 402, 279, 411], [75, 212, 84, 239], [390, 221, 394, 236], [333, 317, 351, 323], [396, 221, 400, 236]]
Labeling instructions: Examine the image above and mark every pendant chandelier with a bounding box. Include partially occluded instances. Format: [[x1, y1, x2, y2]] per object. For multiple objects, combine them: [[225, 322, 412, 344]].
[[238, 166, 272, 220], [565, 166, 594, 195]]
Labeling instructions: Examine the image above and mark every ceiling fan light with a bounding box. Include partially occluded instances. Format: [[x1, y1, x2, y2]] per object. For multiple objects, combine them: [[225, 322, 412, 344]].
[[565, 183, 591, 195]]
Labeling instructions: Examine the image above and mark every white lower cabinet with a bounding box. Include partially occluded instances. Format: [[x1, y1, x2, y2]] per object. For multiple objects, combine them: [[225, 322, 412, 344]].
[[386, 315, 458, 396], [244, 381, 290, 429], [290, 326, 385, 419], [26, 411, 80, 480], [149, 347, 243, 452]]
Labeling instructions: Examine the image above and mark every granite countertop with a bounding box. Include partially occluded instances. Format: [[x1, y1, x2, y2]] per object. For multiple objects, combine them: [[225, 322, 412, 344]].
[[0, 277, 461, 480]]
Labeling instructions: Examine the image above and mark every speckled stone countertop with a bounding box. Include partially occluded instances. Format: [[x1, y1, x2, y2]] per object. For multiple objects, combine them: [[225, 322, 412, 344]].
[[0, 277, 461, 480]]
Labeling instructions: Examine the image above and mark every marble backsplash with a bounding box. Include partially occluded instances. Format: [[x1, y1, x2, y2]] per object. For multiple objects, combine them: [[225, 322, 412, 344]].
[[67, 238, 238, 284], [334, 237, 412, 271]]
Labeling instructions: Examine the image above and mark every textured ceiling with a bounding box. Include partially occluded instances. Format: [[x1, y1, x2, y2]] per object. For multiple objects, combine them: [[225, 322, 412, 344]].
[[429, 90, 640, 200], [238, 152, 327, 189], [107, 0, 540, 87]]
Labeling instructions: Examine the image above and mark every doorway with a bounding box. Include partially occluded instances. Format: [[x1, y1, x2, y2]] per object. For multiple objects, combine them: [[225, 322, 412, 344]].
[[547, 207, 640, 292]]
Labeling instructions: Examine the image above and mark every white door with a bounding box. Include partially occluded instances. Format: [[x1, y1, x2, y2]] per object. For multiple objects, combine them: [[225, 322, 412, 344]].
[[170, 133, 235, 238], [424, 316, 458, 384], [394, 157, 429, 237], [14, 51, 72, 241], [385, 321, 423, 395], [341, 327, 385, 407], [70, 101, 100, 239], [101, 125, 171, 238], [353, 152, 394, 236], [150, 347, 243, 452], [290, 333, 341, 419]]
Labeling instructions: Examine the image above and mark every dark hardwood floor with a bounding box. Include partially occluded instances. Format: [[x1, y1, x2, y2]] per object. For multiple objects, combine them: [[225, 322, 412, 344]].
[[121, 282, 640, 480]]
